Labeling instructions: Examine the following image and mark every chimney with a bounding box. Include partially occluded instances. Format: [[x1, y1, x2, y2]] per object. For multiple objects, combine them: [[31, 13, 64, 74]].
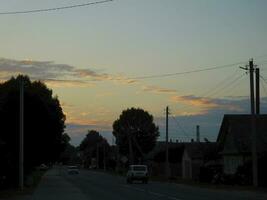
[[196, 125, 200, 142]]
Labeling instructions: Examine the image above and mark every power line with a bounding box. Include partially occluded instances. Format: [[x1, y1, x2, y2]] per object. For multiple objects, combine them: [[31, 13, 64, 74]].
[[0, 0, 113, 15], [171, 115, 191, 140], [206, 73, 247, 98], [129, 61, 245, 80], [260, 75, 267, 85], [260, 76, 267, 96], [199, 69, 241, 98]]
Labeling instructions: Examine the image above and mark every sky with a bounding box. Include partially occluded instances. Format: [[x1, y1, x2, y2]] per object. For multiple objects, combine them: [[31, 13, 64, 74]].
[[0, 0, 267, 146]]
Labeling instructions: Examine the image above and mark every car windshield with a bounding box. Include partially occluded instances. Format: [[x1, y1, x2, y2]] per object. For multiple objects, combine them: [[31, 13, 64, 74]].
[[133, 166, 146, 171]]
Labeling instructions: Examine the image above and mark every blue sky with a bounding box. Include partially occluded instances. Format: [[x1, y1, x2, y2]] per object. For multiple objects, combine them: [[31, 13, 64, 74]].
[[0, 0, 267, 145]]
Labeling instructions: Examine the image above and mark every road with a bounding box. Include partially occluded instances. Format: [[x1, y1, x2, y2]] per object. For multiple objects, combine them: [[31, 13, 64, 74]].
[[56, 167, 267, 200]]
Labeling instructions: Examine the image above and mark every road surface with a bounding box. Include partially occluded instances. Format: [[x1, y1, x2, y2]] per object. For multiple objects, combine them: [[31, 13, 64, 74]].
[[30, 167, 267, 200]]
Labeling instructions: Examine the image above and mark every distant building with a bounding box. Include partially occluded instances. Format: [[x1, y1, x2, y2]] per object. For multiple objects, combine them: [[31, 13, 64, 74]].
[[145, 141, 184, 177], [182, 142, 219, 180]]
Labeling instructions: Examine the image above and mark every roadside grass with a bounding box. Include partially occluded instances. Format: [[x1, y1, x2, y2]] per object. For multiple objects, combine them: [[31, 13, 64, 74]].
[[0, 169, 46, 199]]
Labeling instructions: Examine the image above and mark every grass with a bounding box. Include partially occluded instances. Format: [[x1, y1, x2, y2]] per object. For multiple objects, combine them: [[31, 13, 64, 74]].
[[0, 169, 46, 199]]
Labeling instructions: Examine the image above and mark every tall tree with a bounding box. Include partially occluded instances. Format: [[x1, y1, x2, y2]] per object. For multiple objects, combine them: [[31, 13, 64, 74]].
[[0, 75, 65, 186], [59, 133, 80, 165], [79, 130, 110, 169], [112, 107, 159, 162]]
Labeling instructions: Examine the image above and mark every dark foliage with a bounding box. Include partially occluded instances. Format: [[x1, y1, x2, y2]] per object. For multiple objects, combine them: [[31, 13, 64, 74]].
[[59, 133, 80, 165], [79, 130, 110, 169], [0, 75, 65, 187], [112, 107, 159, 161]]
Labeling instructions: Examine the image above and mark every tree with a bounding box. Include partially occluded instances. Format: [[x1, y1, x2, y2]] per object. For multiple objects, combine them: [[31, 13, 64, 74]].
[[0, 75, 65, 186], [112, 107, 159, 163], [79, 130, 110, 169], [59, 133, 81, 165]]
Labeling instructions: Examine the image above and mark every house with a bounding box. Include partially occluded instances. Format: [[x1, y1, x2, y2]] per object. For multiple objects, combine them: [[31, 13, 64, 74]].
[[145, 141, 184, 177], [182, 142, 219, 180], [217, 114, 267, 175]]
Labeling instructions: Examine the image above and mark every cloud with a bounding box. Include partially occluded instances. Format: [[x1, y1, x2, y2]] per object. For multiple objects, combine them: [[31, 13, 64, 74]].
[[171, 95, 244, 112], [44, 79, 95, 88], [158, 96, 267, 142], [0, 57, 138, 87], [75, 69, 111, 80], [142, 85, 177, 94], [171, 95, 219, 108], [66, 114, 112, 130], [95, 92, 114, 98], [0, 58, 73, 79]]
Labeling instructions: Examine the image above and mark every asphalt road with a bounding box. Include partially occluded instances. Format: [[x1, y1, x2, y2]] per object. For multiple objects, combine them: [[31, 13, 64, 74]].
[[60, 168, 267, 200]]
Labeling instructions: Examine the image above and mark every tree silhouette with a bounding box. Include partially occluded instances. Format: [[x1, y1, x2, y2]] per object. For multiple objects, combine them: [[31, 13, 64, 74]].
[[112, 107, 159, 162], [79, 130, 110, 169], [0, 75, 65, 186]]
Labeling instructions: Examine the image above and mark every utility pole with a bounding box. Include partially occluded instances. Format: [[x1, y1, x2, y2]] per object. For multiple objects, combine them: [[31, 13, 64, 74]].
[[255, 67, 260, 114], [128, 131, 134, 165], [165, 106, 170, 179], [96, 143, 99, 169], [116, 137, 120, 172], [196, 125, 200, 143], [240, 59, 258, 186], [19, 77, 24, 191], [103, 142, 106, 171], [249, 59, 258, 187]]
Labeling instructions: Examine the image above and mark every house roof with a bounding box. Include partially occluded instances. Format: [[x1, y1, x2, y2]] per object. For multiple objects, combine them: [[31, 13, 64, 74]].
[[183, 142, 218, 160], [145, 141, 184, 161], [146, 141, 218, 162], [217, 114, 267, 154]]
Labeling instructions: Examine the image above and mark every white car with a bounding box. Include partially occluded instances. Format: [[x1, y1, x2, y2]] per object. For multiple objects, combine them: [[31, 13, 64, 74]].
[[67, 165, 79, 175], [126, 165, 148, 184]]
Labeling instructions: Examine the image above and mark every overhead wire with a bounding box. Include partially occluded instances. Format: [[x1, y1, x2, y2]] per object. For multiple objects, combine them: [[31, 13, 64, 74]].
[[199, 68, 241, 98], [205, 73, 247, 98], [0, 0, 113, 15], [170, 115, 191, 140], [129, 61, 246, 80], [260, 76, 267, 96]]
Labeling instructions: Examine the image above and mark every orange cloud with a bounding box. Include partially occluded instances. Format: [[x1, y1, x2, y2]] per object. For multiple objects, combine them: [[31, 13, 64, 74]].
[[142, 85, 177, 94], [44, 79, 95, 88], [171, 95, 219, 108], [172, 110, 208, 116], [66, 117, 112, 130]]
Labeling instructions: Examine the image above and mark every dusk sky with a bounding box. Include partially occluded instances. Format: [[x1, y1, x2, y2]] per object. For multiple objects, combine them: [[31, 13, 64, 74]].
[[1, 0, 267, 146]]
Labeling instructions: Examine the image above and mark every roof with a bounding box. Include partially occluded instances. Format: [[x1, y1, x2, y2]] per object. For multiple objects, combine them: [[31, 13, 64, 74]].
[[183, 142, 218, 160], [145, 141, 184, 161], [145, 141, 184, 162], [146, 141, 218, 162], [217, 114, 267, 154]]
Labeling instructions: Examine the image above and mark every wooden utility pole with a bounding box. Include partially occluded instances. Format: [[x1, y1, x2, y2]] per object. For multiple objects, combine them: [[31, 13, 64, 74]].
[[115, 136, 120, 172], [165, 106, 170, 178], [128, 131, 134, 165], [103, 143, 106, 171], [96, 143, 99, 169], [256, 67, 260, 114], [249, 59, 258, 187], [19, 77, 24, 191]]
